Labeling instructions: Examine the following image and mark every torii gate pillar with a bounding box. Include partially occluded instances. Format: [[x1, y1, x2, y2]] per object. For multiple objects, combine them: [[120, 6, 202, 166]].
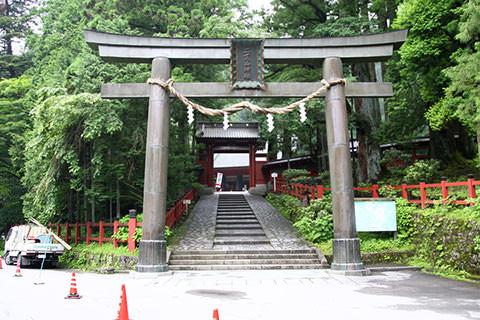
[[323, 57, 364, 273], [136, 57, 170, 272]]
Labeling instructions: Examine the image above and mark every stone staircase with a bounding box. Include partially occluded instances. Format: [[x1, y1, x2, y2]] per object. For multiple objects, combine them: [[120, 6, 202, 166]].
[[214, 194, 270, 248], [168, 249, 326, 270], [169, 194, 328, 271]]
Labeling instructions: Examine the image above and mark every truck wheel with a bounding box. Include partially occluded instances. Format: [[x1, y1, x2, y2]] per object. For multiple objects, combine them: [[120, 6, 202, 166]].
[[4, 252, 13, 265]]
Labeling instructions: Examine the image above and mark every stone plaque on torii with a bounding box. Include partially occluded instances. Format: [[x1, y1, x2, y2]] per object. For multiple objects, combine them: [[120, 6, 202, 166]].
[[84, 29, 407, 274]]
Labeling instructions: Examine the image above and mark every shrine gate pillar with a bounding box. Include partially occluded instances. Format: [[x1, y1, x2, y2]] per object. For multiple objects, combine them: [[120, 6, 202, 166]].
[[136, 57, 170, 272], [207, 143, 214, 188], [323, 57, 364, 273], [249, 144, 256, 188]]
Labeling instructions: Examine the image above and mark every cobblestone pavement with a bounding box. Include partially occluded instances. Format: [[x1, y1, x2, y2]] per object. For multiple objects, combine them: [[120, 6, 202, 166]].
[[170, 193, 218, 250], [170, 192, 314, 251]]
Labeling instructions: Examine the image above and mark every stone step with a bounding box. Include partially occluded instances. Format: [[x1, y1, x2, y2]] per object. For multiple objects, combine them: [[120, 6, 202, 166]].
[[215, 225, 263, 230], [217, 208, 252, 212], [170, 253, 320, 260], [216, 215, 256, 220], [216, 212, 254, 216], [213, 238, 270, 245], [171, 249, 317, 255], [215, 231, 266, 237], [168, 264, 327, 271], [216, 219, 259, 224], [169, 258, 323, 265]]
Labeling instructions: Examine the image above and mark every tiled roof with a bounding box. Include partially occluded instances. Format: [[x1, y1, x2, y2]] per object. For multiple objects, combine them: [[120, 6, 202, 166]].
[[196, 122, 259, 139]]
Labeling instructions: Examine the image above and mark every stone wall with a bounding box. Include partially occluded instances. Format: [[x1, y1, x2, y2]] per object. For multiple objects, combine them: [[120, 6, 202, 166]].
[[413, 213, 480, 274], [73, 252, 138, 272]]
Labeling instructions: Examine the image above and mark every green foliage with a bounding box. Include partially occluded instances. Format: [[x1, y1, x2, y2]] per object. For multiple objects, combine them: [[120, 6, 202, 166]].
[[293, 196, 333, 243], [403, 159, 441, 184], [412, 204, 480, 275], [112, 214, 143, 242], [265, 193, 301, 220], [282, 169, 310, 181], [394, 198, 417, 242], [426, 0, 480, 158], [0, 76, 31, 232], [266, 193, 333, 243], [59, 242, 136, 271]]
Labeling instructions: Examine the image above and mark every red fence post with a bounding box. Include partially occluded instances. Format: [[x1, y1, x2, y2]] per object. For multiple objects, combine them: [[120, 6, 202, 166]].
[[371, 180, 379, 198], [75, 222, 80, 245], [317, 183, 324, 199], [419, 179, 427, 209], [86, 221, 92, 245], [467, 174, 477, 205], [113, 218, 119, 248], [57, 224, 61, 239], [401, 181, 408, 200], [128, 209, 137, 252], [441, 176, 448, 204], [99, 220, 104, 247], [65, 222, 71, 244]]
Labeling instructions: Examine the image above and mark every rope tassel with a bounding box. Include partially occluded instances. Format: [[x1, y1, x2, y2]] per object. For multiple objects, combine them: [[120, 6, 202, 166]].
[[299, 103, 307, 123], [223, 112, 229, 130], [187, 105, 194, 124], [267, 114, 274, 132]]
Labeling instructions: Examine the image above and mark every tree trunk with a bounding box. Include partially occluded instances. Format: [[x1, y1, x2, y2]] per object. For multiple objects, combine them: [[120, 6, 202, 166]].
[[116, 179, 120, 219], [352, 62, 381, 182], [90, 172, 95, 224], [476, 128, 480, 163]]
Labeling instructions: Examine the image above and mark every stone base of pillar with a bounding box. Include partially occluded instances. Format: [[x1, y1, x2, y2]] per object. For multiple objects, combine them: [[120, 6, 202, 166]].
[[136, 239, 168, 272], [331, 238, 365, 271]]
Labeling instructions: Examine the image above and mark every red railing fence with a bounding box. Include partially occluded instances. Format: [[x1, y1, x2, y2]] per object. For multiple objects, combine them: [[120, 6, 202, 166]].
[[48, 188, 198, 252], [275, 174, 479, 209]]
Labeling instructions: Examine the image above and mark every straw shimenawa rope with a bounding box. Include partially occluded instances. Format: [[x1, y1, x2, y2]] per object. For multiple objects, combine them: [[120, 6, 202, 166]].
[[146, 78, 346, 116]]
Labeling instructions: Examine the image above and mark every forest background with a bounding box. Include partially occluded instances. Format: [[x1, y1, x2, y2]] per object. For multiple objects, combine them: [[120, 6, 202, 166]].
[[0, 0, 479, 233]]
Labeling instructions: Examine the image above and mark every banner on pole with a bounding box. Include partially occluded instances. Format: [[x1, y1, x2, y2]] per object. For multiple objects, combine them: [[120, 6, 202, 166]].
[[215, 173, 223, 189]]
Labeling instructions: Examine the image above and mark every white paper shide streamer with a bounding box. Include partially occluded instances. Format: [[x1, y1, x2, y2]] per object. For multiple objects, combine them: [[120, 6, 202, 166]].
[[187, 105, 194, 124], [299, 103, 307, 123], [267, 114, 274, 132], [223, 112, 229, 130]]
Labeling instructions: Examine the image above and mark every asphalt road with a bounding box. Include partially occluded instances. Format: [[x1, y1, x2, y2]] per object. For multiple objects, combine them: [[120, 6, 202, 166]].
[[1, 260, 479, 320]]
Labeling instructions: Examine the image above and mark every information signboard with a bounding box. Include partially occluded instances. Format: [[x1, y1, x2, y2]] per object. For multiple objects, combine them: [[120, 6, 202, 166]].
[[354, 198, 397, 232]]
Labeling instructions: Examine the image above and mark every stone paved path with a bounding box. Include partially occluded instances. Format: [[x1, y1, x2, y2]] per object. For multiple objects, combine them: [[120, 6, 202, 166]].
[[170, 191, 314, 251]]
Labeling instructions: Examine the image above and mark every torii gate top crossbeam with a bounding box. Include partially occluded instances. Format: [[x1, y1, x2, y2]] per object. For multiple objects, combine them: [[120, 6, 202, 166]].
[[84, 29, 407, 64]]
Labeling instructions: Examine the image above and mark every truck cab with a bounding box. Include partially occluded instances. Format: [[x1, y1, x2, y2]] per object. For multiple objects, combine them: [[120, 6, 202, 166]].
[[4, 225, 64, 267]]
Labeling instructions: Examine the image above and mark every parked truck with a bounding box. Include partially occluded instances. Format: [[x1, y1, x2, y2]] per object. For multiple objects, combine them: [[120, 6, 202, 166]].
[[4, 225, 64, 267]]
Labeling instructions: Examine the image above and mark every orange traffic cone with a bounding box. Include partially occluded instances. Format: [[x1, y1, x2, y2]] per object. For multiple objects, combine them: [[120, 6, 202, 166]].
[[64, 272, 82, 299], [13, 258, 22, 277], [116, 284, 130, 320], [213, 308, 219, 320]]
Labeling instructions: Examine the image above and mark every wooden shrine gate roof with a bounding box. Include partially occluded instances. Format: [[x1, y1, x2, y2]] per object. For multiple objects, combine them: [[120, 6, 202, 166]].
[[196, 122, 259, 141]]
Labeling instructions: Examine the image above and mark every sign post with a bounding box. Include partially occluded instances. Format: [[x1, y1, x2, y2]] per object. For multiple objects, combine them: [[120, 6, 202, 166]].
[[271, 172, 278, 192]]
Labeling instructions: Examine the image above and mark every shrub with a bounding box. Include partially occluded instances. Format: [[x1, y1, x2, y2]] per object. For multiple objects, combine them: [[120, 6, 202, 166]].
[[403, 159, 441, 184], [282, 169, 310, 181], [394, 198, 416, 242], [293, 196, 334, 243], [265, 193, 302, 220]]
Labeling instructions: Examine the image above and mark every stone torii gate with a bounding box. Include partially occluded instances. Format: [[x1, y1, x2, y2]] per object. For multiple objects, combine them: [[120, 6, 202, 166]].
[[84, 29, 407, 274]]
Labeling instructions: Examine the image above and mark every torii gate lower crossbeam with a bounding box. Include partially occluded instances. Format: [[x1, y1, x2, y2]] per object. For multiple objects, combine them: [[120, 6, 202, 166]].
[[85, 29, 406, 274]]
